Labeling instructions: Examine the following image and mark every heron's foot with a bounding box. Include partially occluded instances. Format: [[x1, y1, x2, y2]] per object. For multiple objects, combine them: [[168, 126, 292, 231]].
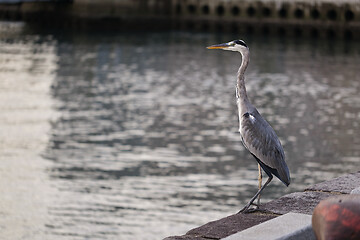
[[238, 203, 259, 214], [240, 207, 258, 213]]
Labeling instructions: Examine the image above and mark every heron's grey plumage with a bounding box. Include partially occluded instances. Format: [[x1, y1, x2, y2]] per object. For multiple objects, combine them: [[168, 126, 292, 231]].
[[207, 39, 290, 212], [239, 108, 290, 186]]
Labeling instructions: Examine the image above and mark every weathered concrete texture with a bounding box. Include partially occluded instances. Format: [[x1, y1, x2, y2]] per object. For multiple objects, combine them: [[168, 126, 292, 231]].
[[164, 213, 276, 240], [186, 213, 276, 239], [163, 236, 208, 240], [165, 171, 360, 240], [261, 191, 334, 215], [223, 213, 314, 240], [305, 171, 360, 194]]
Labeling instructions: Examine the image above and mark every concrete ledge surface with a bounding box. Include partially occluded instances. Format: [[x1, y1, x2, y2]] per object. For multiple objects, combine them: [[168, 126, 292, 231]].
[[165, 172, 360, 240], [222, 212, 315, 240], [305, 172, 360, 194]]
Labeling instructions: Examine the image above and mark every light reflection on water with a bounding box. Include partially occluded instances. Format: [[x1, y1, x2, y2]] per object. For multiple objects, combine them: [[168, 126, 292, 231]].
[[0, 22, 359, 239]]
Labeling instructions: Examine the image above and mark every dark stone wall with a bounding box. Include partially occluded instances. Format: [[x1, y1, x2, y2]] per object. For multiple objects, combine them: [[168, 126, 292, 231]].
[[0, 1, 359, 38]]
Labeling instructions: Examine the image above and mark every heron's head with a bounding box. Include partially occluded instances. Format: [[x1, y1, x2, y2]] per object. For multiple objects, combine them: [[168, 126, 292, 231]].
[[207, 40, 249, 54]]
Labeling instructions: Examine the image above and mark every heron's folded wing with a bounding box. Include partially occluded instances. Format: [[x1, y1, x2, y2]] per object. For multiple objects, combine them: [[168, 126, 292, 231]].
[[240, 110, 290, 185]]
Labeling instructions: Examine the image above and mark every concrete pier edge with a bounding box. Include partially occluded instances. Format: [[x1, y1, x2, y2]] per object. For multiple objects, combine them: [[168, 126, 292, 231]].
[[164, 171, 360, 240], [222, 212, 315, 240], [0, 0, 360, 39]]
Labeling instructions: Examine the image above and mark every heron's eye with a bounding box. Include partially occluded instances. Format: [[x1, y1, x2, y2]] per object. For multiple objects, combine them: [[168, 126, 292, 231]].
[[234, 40, 247, 48]]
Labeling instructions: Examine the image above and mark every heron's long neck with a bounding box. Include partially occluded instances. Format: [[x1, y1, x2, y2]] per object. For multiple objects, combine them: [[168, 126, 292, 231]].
[[236, 51, 250, 105]]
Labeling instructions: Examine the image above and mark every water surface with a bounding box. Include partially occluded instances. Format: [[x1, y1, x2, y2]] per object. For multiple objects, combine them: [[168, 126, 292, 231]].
[[0, 22, 359, 239]]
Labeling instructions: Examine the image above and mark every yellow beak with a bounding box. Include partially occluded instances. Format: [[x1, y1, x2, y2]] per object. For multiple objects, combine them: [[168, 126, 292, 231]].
[[207, 42, 231, 49]]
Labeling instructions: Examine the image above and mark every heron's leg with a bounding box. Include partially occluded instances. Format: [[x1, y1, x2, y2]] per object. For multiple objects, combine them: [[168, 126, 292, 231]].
[[238, 175, 273, 213], [257, 164, 262, 208]]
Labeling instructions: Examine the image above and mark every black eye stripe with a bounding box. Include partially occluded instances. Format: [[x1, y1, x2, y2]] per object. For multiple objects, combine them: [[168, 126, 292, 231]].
[[234, 40, 247, 47]]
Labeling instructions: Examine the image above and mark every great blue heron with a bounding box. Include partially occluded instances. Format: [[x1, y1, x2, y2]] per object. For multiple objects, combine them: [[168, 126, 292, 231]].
[[207, 40, 290, 213]]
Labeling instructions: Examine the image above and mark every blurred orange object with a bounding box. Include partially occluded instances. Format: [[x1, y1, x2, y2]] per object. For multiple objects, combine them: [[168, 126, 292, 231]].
[[312, 195, 360, 240]]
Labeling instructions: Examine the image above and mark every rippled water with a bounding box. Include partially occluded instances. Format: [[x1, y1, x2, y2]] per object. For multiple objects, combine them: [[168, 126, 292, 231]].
[[0, 22, 359, 239]]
